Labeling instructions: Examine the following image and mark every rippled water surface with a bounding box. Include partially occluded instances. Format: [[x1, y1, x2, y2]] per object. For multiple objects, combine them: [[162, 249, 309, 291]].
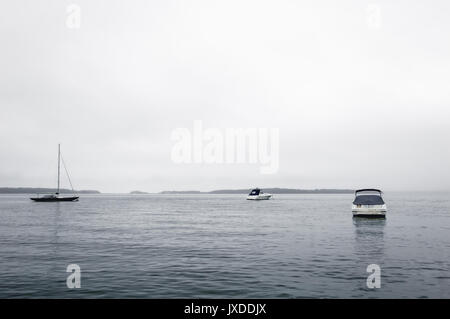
[[0, 193, 449, 298]]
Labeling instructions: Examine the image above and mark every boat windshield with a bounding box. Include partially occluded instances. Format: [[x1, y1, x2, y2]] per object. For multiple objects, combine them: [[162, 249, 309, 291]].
[[353, 189, 384, 205], [356, 191, 381, 196], [249, 189, 260, 195], [353, 195, 385, 205]]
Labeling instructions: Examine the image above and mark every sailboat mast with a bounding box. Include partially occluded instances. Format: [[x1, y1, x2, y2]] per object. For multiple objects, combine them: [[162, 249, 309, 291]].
[[57, 144, 60, 195]]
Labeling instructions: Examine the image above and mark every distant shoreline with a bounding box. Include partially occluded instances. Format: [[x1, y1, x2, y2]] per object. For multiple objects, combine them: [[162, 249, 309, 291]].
[[0, 187, 100, 194], [0, 187, 355, 195], [159, 188, 354, 194]]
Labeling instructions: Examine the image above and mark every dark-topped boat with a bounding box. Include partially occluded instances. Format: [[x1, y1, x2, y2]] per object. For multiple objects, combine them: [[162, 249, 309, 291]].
[[30, 144, 79, 202], [246, 188, 272, 200]]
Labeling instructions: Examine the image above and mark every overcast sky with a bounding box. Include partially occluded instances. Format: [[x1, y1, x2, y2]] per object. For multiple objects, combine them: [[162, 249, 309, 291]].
[[1, 0, 449, 193]]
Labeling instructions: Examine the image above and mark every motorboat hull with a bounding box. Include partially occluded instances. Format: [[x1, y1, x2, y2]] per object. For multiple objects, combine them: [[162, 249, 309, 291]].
[[352, 205, 386, 218], [247, 194, 272, 200], [30, 196, 79, 202]]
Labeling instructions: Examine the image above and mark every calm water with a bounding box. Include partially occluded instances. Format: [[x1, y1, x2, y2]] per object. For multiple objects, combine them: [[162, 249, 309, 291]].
[[0, 193, 449, 298]]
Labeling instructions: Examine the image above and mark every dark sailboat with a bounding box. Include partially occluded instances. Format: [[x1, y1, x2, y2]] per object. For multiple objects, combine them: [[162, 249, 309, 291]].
[[30, 144, 79, 202]]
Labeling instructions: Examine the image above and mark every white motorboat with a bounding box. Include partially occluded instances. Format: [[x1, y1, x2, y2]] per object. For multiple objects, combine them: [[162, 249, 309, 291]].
[[247, 188, 272, 200], [352, 189, 386, 218]]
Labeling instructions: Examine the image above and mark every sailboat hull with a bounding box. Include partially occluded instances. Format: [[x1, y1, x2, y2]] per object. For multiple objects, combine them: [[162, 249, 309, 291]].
[[30, 196, 79, 202]]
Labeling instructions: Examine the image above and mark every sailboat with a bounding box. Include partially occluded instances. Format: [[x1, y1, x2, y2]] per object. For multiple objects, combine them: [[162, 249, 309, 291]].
[[30, 144, 79, 202]]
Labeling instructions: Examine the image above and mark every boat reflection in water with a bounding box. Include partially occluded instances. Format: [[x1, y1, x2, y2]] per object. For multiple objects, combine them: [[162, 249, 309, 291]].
[[353, 217, 386, 262]]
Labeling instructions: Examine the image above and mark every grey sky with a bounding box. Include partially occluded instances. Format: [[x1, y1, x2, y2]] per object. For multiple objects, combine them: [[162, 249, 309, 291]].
[[1, 0, 449, 193]]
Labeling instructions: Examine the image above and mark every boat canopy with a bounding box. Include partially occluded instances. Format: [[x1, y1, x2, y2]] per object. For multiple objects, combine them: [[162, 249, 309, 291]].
[[249, 188, 261, 195], [355, 189, 382, 194]]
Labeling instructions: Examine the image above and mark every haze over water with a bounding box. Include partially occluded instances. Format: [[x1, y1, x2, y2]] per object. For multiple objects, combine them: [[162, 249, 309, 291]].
[[0, 192, 449, 298]]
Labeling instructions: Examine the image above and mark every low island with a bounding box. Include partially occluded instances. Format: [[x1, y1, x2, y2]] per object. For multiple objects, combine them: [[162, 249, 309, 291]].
[[160, 188, 354, 194]]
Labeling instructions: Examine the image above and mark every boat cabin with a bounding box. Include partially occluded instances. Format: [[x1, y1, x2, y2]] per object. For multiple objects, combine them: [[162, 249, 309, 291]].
[[249, 188, 261, 196]]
